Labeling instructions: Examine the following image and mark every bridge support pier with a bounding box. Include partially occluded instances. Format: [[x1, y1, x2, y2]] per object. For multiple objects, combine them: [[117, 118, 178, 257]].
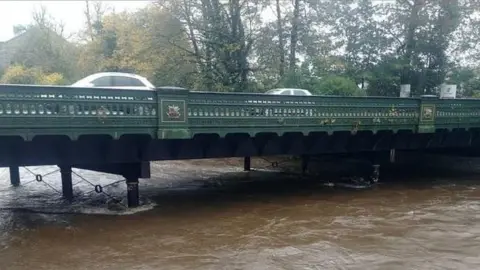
[[390, 149, 396, 163], [244, 157, 251, 171], [126, 178, 139, 208], [59, 165, 73, 201], [371, 164, 380, 183], [301, 155, 310, 175], [76, 162, 148, 208], [9, 166, 20, 187]]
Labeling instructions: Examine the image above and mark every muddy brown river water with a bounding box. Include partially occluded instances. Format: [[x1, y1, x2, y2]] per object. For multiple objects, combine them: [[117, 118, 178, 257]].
[[0, 158, 480, 270]]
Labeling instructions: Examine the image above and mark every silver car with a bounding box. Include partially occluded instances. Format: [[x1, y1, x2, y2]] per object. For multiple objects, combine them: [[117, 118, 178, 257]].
[[265, 88, 312, 96], [71, 72, 155, 90]]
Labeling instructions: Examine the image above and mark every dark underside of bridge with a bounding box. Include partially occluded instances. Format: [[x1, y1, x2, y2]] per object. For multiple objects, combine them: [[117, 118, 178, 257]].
[[2, 128, 480, 208], [0, 128, 479, 167]]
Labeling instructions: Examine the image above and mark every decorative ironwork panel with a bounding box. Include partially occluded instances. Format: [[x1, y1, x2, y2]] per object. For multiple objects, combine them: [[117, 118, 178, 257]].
[[0, 85, 157, 139], [187, 92, 419, 135], [435, 99, 480, 128]]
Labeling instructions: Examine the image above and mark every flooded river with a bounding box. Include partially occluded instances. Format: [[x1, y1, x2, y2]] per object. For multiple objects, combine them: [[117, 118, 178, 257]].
[[0, 158, 480, 269]]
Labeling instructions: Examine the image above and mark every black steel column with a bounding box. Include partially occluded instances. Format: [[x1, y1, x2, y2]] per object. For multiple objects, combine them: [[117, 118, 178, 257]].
[[126, 177, 139, 208], [371, 164, 380, 183], [390, 149, 396, 163], [60, 165, 73, 201], [9, 166, 20, 187], [301, 155, 310, 175], [244, 156, 251, 171]]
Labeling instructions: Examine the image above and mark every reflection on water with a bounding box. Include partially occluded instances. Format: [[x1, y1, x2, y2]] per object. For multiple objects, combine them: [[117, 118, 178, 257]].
[[0, 160, 480, 270]]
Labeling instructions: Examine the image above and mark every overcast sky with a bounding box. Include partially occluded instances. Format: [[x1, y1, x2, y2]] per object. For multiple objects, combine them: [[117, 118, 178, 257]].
[[0, 1, 150, 42]]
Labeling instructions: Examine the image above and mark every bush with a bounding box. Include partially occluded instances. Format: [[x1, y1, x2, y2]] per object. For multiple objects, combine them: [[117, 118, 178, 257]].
[[0, 65, 67, 85], [0, 65, 38, 84], [37, 72, 67, 85]]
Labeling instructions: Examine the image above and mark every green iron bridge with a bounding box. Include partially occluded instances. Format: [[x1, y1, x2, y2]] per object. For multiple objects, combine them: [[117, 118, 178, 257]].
[[0, 84, 479, 207]]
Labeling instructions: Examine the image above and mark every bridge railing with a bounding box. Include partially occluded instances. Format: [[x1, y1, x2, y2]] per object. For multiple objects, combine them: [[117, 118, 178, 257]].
[[0, 84, 157, 140], [186, 91, 421, 137], [435, 98, 480, 130], [1, 84, 480, 140]]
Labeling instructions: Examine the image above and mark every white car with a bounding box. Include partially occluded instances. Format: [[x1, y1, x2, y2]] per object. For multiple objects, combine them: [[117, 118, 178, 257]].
[[265, 88, 312, 96], [71, 72, 155, 90]]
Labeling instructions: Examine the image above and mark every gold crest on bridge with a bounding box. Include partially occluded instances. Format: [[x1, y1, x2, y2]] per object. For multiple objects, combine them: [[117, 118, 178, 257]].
[[167, 105, 181, 119], [421, 105, 435, 121], [160, 99, 186, 123]]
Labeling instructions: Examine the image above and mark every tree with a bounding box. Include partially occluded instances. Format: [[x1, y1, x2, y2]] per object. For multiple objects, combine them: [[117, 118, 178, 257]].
[[312, 76, 365, 96], [157, 0, 264, 91], [77, 4, 195, 87], [83, 1, 109, 41], [375, 0, 464, 95], [288, 0, 301, 72], [8, 5, 79, 82], [367, 56, 402, 97]]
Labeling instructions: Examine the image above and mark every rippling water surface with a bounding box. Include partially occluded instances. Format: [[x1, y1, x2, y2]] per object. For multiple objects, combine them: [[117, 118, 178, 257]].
[[0, 160, 479, 270]]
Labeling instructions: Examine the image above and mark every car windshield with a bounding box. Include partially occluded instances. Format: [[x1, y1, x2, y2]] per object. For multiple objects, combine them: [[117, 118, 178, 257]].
[[265, 88, 312, 95], [71, 73, 155, 89], [71, 77, 91, 87], [265, 89, 282, 94]]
